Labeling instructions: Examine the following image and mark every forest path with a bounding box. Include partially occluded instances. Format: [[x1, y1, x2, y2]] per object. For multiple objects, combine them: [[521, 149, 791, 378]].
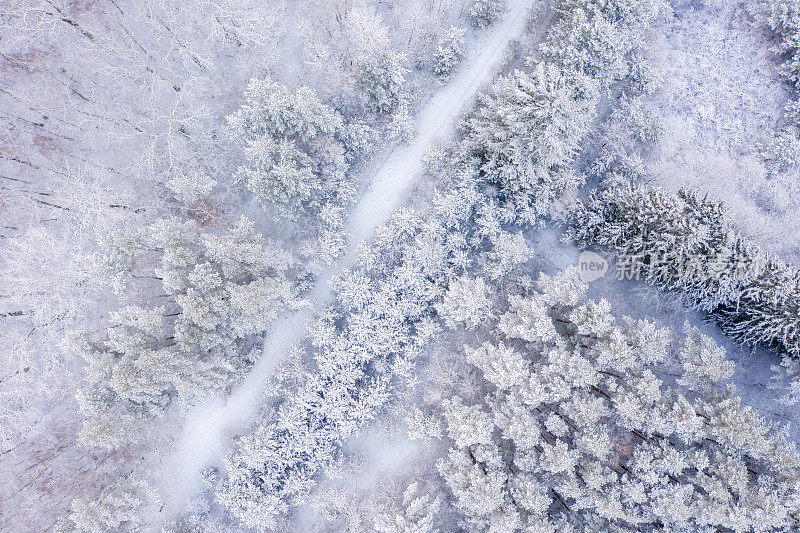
[[161, 0, 537, 520]]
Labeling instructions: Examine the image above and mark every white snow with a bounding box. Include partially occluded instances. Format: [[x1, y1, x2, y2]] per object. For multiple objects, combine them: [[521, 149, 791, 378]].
[[160, 0, 537, 521], [643, 1, 800, 259]]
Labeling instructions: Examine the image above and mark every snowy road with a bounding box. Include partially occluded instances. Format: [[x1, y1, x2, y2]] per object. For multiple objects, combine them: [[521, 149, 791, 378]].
[[161, 0, 537, 520]]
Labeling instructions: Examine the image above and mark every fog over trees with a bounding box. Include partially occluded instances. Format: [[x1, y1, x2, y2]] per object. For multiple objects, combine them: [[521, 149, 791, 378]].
[[3, 0, 800, 531]]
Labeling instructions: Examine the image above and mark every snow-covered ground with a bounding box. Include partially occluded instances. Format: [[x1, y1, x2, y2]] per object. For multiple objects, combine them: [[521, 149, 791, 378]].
[[628, 0, 800, 432], [5, 0, 800, 530], [160, 0, 537, 521], [644, 0, 800, 259]]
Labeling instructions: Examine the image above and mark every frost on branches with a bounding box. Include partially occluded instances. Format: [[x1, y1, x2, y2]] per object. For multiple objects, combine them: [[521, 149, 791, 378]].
[[433, 267, 800, 531], [56, 478, 158, 533], [567, 179, 800, 367], [540, 0, 665, 83], [749, 0, 800, 173], [464, 0, 665, 226], [215, 170, 540, 529], [373, 482, 442, 533], [213, 0, 671, 525], [464, 63, 597, 225], [433, 26, 467, 80], [355, 51, 409, 113], [751, 0, 800, 125], [469, 0, 507, 29], [228, 78, 370, 263], [72, 216, 294, 448]]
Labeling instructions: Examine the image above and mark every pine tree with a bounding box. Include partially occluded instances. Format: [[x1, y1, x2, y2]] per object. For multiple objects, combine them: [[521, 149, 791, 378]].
[[388, 103, 416, 144], [464, 63, 598, 223], [567, 179, 800, 362], [74, 215, 294, 448], [540, 0, 664, 84], [468, 0, 507, 29], [430, 267, 800, 531], [432, 26, 466, 79], [436, 276, 493, 330], [355, 51, 408, 113], [750, 0, 800, 123]]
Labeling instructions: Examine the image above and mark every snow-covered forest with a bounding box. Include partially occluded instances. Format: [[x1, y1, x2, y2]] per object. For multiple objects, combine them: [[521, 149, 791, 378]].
[[2, 0, 800, 531]]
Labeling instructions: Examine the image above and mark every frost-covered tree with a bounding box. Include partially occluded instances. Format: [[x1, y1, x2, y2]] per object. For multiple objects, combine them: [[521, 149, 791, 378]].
[[57, 478, 158, 533], [751, 0, 800, 123], [166, 170, 216, 206], [464, 63, 597, 223], [216, 204, 458, 529], [567, 179, 800, 370], [436, 276, 493, 330], [355, 51, 409, 113], [374, 482, 441, 533], [432, 26, 466, 79], [431, 268, 800, 531], [73, 216, 294, 447], [540, 0, 665, 84], [588, 95, 662, 181], [757, 129, 800, 175], [388, 103, 416, 143], [228, 78, 364, 227], [468, 0, 507, 29], [228, 78, 372, 266], [162, 494, 225, 533], [461, 0, 664, 224]]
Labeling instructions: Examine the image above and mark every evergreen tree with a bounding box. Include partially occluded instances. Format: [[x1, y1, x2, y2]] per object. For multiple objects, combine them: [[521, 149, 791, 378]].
[[464, 63, 597, 224], [355, 51, 409, 113], [541, 0, 664, 84], [567, 179, 800, 364], [74, 216, 294, 447], [431, 268, 800, 531], [468, 0, 507, 29], [750, 0, 800, 123], [432, 26, 466, 79]]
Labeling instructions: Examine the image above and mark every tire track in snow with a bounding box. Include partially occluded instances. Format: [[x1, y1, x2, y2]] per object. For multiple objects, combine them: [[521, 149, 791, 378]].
[[161, 0, 537, 520]]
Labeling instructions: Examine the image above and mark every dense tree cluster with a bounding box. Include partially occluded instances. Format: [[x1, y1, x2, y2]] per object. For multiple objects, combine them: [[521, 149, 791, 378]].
[[750, 1, 800, 172], [0, 0, 533, 530], [216, 171, 538, 528], [72, 215, 294, 448], [214, 0, 670, 527], [228, 78, 372, 263], [464, 0, 665, 226], [751, 0, 800, 124], [540, 0, 664, 81], [567, 180, 800, 364], [373, 482, 442, 533], [33, 0, 800, 530], [431, 268, 800, 531]]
